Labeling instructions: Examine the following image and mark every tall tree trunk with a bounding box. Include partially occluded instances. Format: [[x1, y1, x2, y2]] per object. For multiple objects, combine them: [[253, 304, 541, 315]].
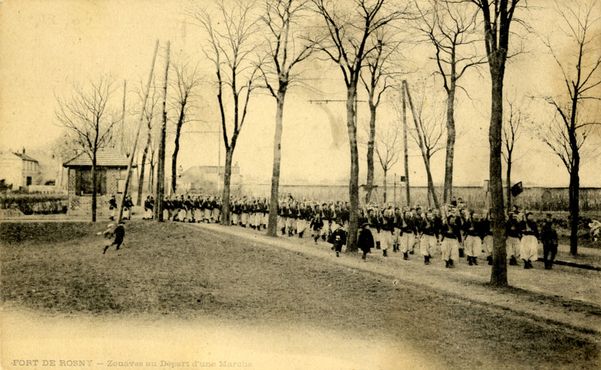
[[402, 86, 410, 205], [404, 80, 439, 209], [267, 88, 287, 237], [569, 153, 580, 256], [91, 152, 97, 222], [154, 41, 170, 222], [443, 86, 456, 203], [382, 168, 387, 204], [506, 159, 512, 211], [425, 157, 439, 209], [171, 112, 185, 194], [346, 86, 359, 252], [136, 146, 148, 206], [221, 147, 234, 226], [489, 76, 508, 287], [365, 104, 377, 204], [148, 162, 155, 193]]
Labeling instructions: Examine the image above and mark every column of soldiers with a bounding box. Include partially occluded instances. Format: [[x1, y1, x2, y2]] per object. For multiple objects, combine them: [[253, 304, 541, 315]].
[[136, 192, 558, 270]]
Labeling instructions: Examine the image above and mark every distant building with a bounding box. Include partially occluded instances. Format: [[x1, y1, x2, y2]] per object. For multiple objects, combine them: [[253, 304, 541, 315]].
[[62, 149, 134, 195], [0, 148, 41, 189], [179, 164, 242, 194]]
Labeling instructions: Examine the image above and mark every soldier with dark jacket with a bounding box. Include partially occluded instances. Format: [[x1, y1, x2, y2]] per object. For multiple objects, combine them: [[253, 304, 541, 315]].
[[310, 204, 324, 243], [328, 222, 347, 257], [400, 209, 418, 260], [481, 212, 494, 265], [380, 205, 395, 257], [124, 195, 134, 220], [102, 222, 125, 254], [520, 212, 539, 269], [419, 210, 440, 265], [358, 222, 375, 260], [440, 214, 461, 268], [108, 195, 117, 220], [506, 213, 522, 265], [462, 211, 482, 266], [540, 213, 558, 270], [321, 203, 333, 241]]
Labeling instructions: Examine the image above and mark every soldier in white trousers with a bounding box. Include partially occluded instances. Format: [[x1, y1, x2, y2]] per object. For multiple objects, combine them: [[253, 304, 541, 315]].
[[400, 209, 417, 260], [520, 212, 539, 269], [441, 215, 461, 268]]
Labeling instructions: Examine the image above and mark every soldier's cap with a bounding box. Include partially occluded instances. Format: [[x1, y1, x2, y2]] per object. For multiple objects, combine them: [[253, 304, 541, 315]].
[[360, 222, 369, 228]]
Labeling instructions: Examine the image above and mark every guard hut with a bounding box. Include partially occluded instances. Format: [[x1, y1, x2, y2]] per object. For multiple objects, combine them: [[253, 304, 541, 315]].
[[62, 149, 133, 196]]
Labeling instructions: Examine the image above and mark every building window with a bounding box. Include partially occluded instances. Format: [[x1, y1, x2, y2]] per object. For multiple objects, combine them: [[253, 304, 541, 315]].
[[26, 176, 32, 186]]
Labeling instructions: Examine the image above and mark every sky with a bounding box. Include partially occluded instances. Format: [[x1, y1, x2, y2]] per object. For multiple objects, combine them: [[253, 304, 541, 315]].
[[1, 0, 600, 188]]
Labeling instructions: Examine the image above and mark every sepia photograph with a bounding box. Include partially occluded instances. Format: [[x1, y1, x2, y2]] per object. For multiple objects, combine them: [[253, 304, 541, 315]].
[[1, 0, 600, 369]]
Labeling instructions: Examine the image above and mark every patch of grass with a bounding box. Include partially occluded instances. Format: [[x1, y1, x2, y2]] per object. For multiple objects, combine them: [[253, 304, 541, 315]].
[[1, 221, 599, 369]]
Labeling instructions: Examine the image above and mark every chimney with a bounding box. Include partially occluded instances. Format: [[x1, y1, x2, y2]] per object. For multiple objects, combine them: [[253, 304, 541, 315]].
[[22, 147, 26, 154]]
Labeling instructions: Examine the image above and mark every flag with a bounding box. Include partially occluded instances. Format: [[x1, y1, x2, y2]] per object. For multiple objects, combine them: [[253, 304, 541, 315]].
[[511, 182, 523, 197]]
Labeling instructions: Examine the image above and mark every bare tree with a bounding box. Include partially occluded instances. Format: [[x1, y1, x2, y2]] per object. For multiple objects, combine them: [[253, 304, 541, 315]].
[[136, 79, 160, 206], [375, 119, 401, 203], [501, 97, 524, 211], [195, 0, 261, 225], [404, 79, 445, 209], [312, 0, 408, 251], [414, 0, 484, 204], [56, 77, 118, 222], [360, 30, 398, 204], [468, 0, 524, 287], [539, 0, 601, 256], [259, 0, 316, 237], [170, 60, 201, 194], [155, 42, 171, 222]]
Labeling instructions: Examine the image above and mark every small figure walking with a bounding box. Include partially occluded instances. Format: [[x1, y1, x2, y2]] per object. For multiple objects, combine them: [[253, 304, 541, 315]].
[[328, 223, 347, 257], [358, 222, 374, 260], [102, 222, 126, 254], [108, 195, 117, 220]]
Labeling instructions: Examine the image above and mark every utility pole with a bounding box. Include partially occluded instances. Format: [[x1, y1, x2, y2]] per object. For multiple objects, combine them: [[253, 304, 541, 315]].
[[393, 173, 397, 205], [155, 41, 170, 222], [118, 41, 159, 223], [401, 84, 410, 206], [120, 80, 127, 155]]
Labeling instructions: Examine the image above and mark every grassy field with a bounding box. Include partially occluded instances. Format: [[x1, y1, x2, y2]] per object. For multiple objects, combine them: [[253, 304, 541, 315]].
[[1, 221, 600, 369]]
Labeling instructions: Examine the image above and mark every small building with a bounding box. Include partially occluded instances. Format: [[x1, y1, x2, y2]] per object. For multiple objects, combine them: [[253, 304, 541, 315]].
[[0, 148, 41, 190], [63, 149, 134, 195], [179, 164, 242, 194]]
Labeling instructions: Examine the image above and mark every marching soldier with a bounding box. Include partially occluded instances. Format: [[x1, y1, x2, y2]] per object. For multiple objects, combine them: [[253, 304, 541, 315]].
[[419, 210, 440, 265], [441, 214, 461, 268], [380, 204, 395, 257], [328, 222, 347, 257], [481, 211, 494, 265], [310, 204, 324, 243], [358, 222, 374, 260], [462, 210, 482, 266], [400, 208, 417, 260], [506, 212, 522, 265], [520, 212, 539, 269]]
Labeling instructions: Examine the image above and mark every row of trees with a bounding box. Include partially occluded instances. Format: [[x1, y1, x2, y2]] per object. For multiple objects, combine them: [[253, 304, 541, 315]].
[[56, 0, 600, 287]]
